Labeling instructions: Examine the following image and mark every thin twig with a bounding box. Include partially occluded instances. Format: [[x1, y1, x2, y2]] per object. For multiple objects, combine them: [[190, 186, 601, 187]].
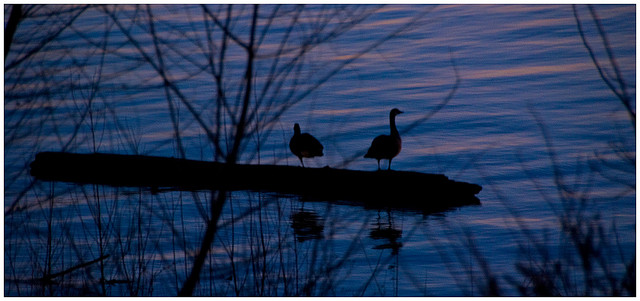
[[37, 254, 110, 283]]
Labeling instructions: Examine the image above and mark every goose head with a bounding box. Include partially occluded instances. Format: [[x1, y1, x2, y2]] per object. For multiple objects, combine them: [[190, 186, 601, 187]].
[[390, 108, 403, 117]]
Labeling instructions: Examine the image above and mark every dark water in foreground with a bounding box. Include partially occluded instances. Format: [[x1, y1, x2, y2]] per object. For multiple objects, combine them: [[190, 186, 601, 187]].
[[4, 4, 635, 296]]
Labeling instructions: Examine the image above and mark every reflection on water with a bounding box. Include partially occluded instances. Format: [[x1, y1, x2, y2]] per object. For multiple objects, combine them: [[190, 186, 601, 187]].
[[291, 209, 324, 242], [370, 210, 403, 255], [5, 4, 635, 297]]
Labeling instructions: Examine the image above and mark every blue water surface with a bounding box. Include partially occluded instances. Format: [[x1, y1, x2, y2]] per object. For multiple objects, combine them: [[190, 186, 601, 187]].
[[4, 4, 635, 296]]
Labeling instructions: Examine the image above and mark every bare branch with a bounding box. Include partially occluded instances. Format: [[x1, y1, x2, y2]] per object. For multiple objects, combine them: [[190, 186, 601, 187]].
[[5, 4, 23, 59], [201, 4, 249, 50], [572, 4, 635, 129], [5, 5, 89, 71]]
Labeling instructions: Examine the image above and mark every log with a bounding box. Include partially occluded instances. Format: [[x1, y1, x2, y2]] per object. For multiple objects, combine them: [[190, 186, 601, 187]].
[[30, 152, 482, 212]]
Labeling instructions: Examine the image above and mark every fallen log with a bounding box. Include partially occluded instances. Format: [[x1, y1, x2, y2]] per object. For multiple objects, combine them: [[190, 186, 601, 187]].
[[30, 152, 481, 212]]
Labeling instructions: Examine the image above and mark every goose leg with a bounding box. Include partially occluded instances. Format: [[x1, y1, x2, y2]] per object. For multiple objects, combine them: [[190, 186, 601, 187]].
[[299, 157, 305, 168], [388, 159, 392, 170], [377, 159, 381, 170]]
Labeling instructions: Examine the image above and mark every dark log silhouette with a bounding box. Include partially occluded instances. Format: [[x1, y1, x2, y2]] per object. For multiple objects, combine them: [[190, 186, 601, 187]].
[[30, 151, 481, 211]]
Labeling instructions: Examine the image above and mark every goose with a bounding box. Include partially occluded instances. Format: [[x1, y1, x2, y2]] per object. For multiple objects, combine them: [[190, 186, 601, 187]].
[[289, 123, 324, 167], [364, 108, 403, 170]]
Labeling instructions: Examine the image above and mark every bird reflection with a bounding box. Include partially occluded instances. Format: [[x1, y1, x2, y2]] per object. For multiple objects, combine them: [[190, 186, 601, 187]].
[[290, 209, 324, 242], [289, 123, 323, 167], [369, 210, 403, 255], [365, 108, 403, 170]]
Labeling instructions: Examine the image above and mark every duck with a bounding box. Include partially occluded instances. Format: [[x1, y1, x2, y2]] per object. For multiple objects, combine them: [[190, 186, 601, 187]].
[[364, 108, 403, 170], [289, 123, 324, 167]]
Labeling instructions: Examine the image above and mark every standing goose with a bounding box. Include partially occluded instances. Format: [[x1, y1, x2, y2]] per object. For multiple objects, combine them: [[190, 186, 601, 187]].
[[289, 123, 324, 167], [364, 108, 403, 170]]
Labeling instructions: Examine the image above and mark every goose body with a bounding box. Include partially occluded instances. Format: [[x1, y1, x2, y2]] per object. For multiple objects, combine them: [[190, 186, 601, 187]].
[[364, 108, 403, 170], [289, 123, 323, 167]]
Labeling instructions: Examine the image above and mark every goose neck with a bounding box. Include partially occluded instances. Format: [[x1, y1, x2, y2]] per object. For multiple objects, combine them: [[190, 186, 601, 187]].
[[390, 114, 399, 137]]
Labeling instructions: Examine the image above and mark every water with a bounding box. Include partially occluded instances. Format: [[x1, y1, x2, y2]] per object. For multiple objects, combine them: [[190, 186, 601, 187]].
[[4, 4, 635, 296]]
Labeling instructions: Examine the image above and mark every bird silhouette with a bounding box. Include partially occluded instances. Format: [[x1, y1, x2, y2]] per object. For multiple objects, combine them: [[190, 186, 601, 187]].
[[289, 123, 324, 167], [364, 108, 403, 170]]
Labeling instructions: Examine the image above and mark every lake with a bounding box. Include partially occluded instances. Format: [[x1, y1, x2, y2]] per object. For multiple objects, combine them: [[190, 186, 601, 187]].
[[4, 4, 635, 296]]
